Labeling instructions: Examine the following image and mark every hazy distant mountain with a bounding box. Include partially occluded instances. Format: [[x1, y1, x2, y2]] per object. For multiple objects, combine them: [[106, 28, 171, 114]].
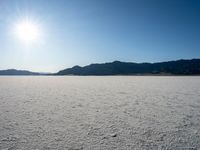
[[1, 59, 200, 76], [0, 69, 41, 75], [57, 59, 200, 75]]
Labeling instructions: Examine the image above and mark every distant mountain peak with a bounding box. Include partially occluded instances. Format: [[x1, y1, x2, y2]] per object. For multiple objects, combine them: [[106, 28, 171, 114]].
[[0, 69, 41, 75], [1, 59, 200, 76], [112, 60, 122, 63], [72, 65, 81, 69], [56, 59, 200, 75]]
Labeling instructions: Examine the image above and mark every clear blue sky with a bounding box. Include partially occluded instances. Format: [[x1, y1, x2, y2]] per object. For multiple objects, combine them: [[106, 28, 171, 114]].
[[0, 0, 200, 72]]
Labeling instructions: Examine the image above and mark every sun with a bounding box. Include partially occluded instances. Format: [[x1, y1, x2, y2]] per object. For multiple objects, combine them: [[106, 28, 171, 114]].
[[15, 20, 40, 43]]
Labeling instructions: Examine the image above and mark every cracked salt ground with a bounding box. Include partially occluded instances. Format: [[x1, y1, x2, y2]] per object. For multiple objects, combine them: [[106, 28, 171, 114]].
[[0, 76, 200, 149]]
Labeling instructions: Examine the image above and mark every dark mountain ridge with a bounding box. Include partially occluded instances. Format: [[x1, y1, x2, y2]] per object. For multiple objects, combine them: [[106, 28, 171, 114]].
[[0, 69, 41, 75], [57, 59, 200, 75], [1, 59, 200, 75]]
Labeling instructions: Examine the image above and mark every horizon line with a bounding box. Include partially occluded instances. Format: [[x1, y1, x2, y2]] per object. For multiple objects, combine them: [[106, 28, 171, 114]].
[[0, 58, 200, 73]]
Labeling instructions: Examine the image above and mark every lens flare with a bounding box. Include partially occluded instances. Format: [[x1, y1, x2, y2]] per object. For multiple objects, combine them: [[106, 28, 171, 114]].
[[15, 20, 40, 43]]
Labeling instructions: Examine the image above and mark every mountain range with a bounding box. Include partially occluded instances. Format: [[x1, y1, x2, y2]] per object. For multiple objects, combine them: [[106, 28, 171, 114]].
[[57, 59, 200, 75], [0, 69, 41, 76], [0, 59, 200, 75]]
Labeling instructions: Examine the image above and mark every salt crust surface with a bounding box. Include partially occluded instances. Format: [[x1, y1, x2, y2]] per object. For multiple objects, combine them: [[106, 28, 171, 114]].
[[0, 76, 200, 150]]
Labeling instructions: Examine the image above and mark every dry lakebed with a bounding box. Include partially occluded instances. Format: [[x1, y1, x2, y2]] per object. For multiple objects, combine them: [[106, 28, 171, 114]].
[[0, 76, 200, 150]]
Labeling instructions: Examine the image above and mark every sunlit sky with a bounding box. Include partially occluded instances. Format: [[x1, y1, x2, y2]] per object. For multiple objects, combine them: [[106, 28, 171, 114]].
[[0, 0, 200, 72]]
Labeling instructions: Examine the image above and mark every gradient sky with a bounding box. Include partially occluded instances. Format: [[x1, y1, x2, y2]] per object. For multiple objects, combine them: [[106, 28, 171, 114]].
[[0, 0, 200, 72]]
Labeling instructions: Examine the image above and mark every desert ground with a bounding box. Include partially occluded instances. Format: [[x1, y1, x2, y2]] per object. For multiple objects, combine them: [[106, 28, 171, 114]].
[[0, 76, 200, 150]]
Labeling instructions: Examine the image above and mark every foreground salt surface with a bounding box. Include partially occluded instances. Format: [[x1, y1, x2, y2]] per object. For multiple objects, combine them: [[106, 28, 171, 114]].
[[0, 77, 200, 150]]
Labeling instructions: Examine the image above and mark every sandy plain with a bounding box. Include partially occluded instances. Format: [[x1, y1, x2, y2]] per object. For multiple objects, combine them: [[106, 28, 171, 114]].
[[0, 76, 200, 150]]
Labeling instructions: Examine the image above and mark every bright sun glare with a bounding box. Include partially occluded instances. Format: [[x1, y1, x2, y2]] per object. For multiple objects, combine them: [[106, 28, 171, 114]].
[[15, 20, 40, 43]]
